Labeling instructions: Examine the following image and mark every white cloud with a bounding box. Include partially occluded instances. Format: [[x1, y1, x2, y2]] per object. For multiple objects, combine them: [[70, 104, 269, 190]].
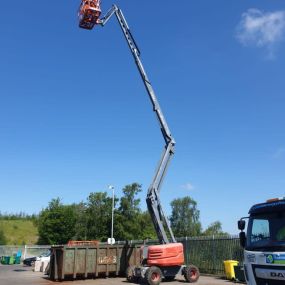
[[236, 9, 285, 57], [273, 147, 285, 159], [181, 182, 194, 191]]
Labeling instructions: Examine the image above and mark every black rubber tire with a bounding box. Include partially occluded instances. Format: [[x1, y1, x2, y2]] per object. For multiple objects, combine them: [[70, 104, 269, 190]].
[[164, 276, 176, 282], [145, 266, 162, 285], [184, 265, 200, 283], [126, 266, 135, 282]]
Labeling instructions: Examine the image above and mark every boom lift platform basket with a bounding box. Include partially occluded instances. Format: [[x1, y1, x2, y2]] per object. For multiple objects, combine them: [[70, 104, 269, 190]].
[[78, 0, 101, 30]]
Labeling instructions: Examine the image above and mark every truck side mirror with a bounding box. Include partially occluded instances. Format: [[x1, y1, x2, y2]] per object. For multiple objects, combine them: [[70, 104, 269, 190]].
[[238, 219, 246, 231], [239, 232, 246, 248]]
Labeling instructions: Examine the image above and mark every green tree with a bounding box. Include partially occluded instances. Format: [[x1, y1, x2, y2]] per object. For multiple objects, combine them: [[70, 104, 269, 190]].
[[203, 221, 228, 236], [37, 198, 76, 245], [137, 211, 157, 240], [115, 183, 143, 240], [119, 183, 142, 217], [72, 202, 88, 240], [170, 196, 202, 237], [86, 192, 115, 241]]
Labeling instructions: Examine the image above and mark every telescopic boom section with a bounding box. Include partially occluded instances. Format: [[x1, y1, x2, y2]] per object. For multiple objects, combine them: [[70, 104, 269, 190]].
[[81, 4, 176, 244]]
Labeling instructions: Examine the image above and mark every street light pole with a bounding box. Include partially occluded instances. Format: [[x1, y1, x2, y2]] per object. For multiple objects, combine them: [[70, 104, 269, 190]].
[[108, 185, 115, 245]]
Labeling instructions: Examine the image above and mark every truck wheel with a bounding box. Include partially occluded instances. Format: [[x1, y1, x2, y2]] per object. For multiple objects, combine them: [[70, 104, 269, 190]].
[[184, 265, 200, 283], [145, 266, 162, 285], [126, 266, 135, 282]]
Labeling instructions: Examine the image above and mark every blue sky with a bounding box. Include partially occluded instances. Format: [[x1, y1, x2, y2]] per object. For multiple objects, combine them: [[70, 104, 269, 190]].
[[0, 0, 285, 235]]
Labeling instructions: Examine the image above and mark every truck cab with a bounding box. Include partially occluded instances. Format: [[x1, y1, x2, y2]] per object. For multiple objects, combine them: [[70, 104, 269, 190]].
[[238, 197, 285, 285]]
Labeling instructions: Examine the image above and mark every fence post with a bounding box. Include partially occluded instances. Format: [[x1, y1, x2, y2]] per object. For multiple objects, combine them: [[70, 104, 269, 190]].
[[23, 245, 27, 260], [212, 235, 215, 274], [185, 236, 186, 264]]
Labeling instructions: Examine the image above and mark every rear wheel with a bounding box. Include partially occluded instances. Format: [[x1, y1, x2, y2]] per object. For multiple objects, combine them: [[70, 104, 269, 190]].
[[184, 265, 200, 283], [145, 266, 162, 285]]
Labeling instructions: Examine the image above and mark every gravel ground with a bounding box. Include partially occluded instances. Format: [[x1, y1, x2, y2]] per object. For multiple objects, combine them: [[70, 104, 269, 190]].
[[0, 264, 234, 285]]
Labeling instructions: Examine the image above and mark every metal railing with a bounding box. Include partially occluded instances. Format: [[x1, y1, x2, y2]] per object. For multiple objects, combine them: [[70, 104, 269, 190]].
[[0, 236, 243, 275], [0, 245, 51, 260], [115, 235, 243, 275], [180, 235, 243, 275]]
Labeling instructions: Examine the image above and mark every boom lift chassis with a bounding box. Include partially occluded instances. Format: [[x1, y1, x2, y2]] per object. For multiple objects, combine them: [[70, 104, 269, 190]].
[[80, 3, 199, 284]]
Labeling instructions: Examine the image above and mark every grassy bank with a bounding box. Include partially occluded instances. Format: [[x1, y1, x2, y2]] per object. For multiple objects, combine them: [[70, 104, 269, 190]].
[[0, 219, 38, 245]]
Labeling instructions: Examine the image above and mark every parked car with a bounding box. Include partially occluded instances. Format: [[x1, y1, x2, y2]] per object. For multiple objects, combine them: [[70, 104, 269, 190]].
[[23, 250, 51, 266]]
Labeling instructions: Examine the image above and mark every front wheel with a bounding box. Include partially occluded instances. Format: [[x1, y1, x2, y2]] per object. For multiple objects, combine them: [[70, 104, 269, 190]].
[[145, 266, 162, 285], [184, 265, 200, 283]]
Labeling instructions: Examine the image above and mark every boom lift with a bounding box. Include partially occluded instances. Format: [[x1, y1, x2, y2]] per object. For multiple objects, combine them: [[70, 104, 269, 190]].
[[78, 2, 199, 284]]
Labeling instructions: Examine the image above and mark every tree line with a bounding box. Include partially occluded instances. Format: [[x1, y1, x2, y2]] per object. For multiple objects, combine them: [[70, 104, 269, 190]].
[[37, 183, 227, 245], [0, 212, 37, 221], [0, 182, 227, 245]]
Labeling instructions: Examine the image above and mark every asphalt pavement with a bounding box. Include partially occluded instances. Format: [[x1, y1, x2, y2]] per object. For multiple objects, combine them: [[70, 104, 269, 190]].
[[0, 264, 235, 285]]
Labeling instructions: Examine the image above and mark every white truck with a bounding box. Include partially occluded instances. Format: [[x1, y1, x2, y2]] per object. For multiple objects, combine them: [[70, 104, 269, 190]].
[[238, 197, 285, 285]]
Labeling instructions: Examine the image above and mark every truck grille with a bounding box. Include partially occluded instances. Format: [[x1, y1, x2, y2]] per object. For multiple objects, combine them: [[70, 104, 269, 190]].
[[252, 265, 285, 285], [255, 280, 285, 285]]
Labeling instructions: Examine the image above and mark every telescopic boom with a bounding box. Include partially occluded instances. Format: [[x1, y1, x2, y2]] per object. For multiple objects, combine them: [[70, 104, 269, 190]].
[[81, 3, 176, 244]]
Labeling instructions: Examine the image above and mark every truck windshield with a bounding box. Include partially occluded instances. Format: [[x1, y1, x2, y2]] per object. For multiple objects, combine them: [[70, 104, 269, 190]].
[[247, 212, 285, 251]]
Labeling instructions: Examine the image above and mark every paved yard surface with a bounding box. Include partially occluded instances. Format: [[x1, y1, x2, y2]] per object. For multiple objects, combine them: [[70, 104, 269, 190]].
[[0, 264, 234, 285]]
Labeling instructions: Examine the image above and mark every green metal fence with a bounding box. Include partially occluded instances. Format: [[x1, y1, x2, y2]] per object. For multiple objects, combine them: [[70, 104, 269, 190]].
[[179, 235, 243, 275], [0, 245, 51, 260], [119, 235, 244, 276], [1, 236, 243, 276]]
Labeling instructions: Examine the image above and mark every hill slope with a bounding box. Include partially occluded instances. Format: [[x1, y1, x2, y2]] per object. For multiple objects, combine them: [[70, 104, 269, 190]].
[[0, 220, 38, 245]]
